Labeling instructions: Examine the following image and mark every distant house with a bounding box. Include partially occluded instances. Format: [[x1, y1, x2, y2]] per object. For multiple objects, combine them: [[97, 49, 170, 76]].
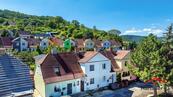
[[114, 50, 132, 81], [110, 40, 122, 51], [75, 39, 85, 51], [102, 40, 111, 49], [34, 52, 83, 97], [12, 37, 28, 51], [26, 38, 40, 51], [33, 33, 52, 39], [0, 37, 13, 49], [84, 39, 95, 50], [93, 39, 102, 51], [50, 37, 63, 47], [78, 51, 117, 91], [19, 31, 32, 39], [40, 38, 50, 50], [0, 54, 33, 97]]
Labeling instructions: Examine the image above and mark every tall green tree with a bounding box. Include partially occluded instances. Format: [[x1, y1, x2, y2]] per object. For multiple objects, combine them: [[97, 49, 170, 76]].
[[129, 34, 163, 97]]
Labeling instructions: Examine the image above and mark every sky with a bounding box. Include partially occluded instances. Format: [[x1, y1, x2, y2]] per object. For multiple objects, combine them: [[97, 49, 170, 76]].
[[0, 0, 173, 37]]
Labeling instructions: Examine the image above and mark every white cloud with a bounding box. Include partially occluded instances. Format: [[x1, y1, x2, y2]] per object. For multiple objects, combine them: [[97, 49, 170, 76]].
[[123, 27, 164, 36]]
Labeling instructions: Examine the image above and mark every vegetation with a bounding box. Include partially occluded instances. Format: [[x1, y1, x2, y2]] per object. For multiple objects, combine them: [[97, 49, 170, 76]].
[[0, 9, 122, 42], [128, 24, 173, 97]]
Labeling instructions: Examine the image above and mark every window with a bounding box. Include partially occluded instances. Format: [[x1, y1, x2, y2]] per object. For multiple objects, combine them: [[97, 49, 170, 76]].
[[54, 86, 61, 92], [90, 78, 94, 84], [43, 42, 46, 45], [66, 43, 69, 45], [16, 43, 19, 46], [90, 65, 94, 71], [54, 67, 60, 76], [102, 63, 106, 69], [77, 81, 79, 86], [122, 71, 130, 77], [22, 43, 25, 46], [125, 61, 128, 66], [90, 43, 93, 46], [103, 76, 106, 81]]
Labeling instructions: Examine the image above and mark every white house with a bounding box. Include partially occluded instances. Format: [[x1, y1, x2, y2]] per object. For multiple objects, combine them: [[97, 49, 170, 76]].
[[34, 53, 83, 97], [78, 51, 117, 91], [40, 38, 50, 50]]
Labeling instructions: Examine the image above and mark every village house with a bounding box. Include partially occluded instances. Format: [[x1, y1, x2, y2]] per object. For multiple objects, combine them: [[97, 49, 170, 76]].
[[78, 51, 117, 91], [0, 54, 33, 97], [40, 38, 50, 50], [114, 50, 133, 81], [34, 52, 83, 97], [12, 37, 28, 51], [0, 37, 13, 49]]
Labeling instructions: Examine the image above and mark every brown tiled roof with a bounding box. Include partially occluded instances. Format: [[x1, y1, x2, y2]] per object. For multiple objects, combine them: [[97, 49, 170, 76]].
[[79, 51, 98, 63], [50, 37, 63, 47], [39, 53, 83, 84], [100, 51, 120, 72], [26, 38, 40, 47], [114, 50, 130, 60], [75, 39, 84, 48], [0, 37, 13, 48], [93, 39, 102, 48], [110, 40, 122, 47]]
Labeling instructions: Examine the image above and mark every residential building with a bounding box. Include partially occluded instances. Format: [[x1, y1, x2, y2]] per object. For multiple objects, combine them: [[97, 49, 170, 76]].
[[83, 39, 95, 50], [12, 37, 28, 51], [0, 54, 33, 97], [40, 38, 50, 50], [78, 51, 117, 91], [114, 50, 132, 81], [102, 40, 111, 49], [33, 33, 52, 39], [0, 37, 13, 49], [34, 52, 83, 97]]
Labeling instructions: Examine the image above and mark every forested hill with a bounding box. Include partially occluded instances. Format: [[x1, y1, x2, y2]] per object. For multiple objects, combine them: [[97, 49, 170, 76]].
[[0, 9, 122, 42]]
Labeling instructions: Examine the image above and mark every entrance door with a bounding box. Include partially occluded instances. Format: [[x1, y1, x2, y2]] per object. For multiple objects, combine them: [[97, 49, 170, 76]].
[[67, 83, 72, 95], [81, 81, 84, 91]]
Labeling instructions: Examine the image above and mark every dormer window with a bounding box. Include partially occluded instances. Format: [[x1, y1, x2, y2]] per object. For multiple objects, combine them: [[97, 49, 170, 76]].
[[22, 43, 25, 46], [54, 67, 60, 76]]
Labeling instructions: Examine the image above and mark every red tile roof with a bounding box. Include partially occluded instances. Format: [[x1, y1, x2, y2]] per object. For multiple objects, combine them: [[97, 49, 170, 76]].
[[75, 39, 84, 48], [110, 40, 122, 47], [50, 37, 63, 47], [78, 51, 98, 63], [25, 38, 40, 47], [0, 37, 13, 48], [93, 39, 102, 48], [114, 50, 130, 60], [39, 53, 83, 84], [100, 51, 120, 72]]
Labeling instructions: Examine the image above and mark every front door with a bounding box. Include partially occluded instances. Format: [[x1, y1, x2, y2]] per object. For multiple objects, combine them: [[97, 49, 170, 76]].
[[67, 83, 72, 95], [81, 81, 84, 91]]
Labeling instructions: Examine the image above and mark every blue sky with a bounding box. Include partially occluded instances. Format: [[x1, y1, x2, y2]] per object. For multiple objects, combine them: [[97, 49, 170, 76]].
[[0, 0, 173, 36]]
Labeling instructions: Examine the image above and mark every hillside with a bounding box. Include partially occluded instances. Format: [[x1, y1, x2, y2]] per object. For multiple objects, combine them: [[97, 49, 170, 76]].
[[121, 35, 146, 42], [0, 9, 122, 42], [121, 35, 164, 43]]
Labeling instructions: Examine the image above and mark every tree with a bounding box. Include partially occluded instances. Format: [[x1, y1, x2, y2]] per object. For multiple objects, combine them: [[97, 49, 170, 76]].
[[84, 31, 94, 39], [129, 34, 163, 97], [108, 29, 121, 35], [160, 24, 173, 94]]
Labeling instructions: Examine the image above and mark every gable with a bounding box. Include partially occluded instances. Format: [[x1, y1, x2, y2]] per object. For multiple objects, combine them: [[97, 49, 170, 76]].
[[88, 53, 109, 62]]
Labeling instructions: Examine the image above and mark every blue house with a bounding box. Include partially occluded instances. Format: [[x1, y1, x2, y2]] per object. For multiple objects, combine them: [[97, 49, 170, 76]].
[[0, 54, 33, 97]]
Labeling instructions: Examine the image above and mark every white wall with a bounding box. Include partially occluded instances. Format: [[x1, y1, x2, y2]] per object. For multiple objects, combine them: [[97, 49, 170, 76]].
[[80, 53, 115, 91], [45, 79, 81, 97], [20, 38, 28, 51], [40, 38, 49, 49]]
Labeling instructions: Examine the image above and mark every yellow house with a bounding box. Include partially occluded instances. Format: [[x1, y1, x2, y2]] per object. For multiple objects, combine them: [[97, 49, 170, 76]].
[[114, 50, 133, 81]]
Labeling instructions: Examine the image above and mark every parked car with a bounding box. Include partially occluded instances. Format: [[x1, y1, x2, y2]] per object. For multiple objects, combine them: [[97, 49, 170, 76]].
[[109, 82, 120, 90]]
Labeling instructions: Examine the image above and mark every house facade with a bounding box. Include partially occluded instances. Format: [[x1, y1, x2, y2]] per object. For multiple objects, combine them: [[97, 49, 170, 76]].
[[102, 40, 111, 49], [78, 51, 116, 91], [40, 38, 50, 50], [83, 39, 95, 50], [12, 37, 28, 51], [34, 53, 83, 97], [114, 50, 133, 81]]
